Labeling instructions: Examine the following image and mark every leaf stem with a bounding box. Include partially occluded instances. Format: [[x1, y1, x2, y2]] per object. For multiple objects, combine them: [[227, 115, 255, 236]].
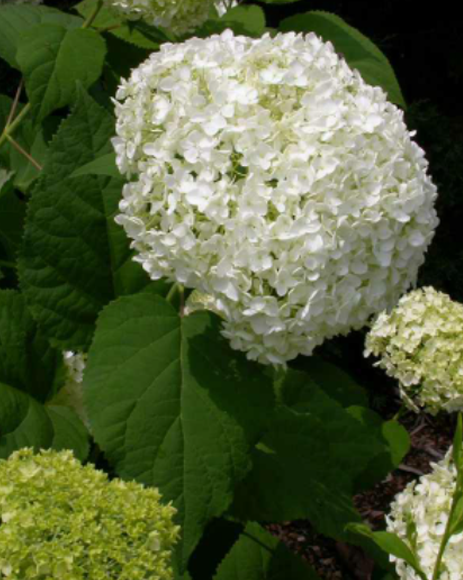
[[431, 489, 460, 580], [0, 102, 31, 150], [166, 283, 180, 303], [83, 0, 104, 29], [5, 80, 23, 128], [6, 134, 43, 171], [0, 259, 16, 270]]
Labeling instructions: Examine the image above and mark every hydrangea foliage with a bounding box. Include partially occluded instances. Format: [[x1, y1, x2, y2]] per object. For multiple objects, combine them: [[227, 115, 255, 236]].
[[113, 30, 438, 365], [51, 351, 89, 429], [0, 0, 42, 4], [365, 287, 463, 414], [386, 451, 462, 580], [0, 448, 180, 580], [104, 0, 234, 36]]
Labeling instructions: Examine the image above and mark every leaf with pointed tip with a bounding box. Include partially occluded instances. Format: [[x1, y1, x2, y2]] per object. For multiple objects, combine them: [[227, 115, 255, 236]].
[[19, 89, 151, 350], [71, 152, 119, 179], [84, 293, 275, 569], [0, 381, 89, 460]]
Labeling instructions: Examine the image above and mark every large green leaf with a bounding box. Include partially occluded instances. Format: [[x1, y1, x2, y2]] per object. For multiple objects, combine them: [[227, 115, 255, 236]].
[[19, 89, 150, 350], [0, 190, 25, 261], [197, 6, 266, 38], [84, 293, 275, 568], [213, 523, 321, 580], [0, 4, 82, 68], [16, 24, 106, 121], [232, 369, 384, 539], [71, 152, 119, 179], [0, 290, 62, 403], [0, 380, 89, 460], [279, 11, 406, 108]]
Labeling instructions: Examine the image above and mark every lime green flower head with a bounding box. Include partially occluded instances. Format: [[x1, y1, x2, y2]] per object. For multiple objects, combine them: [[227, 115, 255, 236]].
[[0, 448, 180, 580], [365, 287, 463, 414]]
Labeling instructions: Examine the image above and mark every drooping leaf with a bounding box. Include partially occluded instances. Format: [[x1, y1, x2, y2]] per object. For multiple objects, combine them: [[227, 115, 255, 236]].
[[213, 522, 321, 580], [346, 524, 427, 580], [0, 380, 89, 460], [16, 23, 106, 121], [84, 293, 275, 568], [232, 369, 383, 539], [279, 11, 406, 108], [71, 152, 119, 179], [0, 290, 62, 403], [0, 4, 82, 68], [19, 89, 151, 350]]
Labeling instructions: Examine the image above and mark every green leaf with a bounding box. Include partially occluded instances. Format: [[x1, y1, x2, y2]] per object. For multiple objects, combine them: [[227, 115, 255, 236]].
[[75, 0, 161, 49], [258, 0, 301, 4], [84, 293, 275, 568], [291, 356, 368, 408], [279, 11, 406, 108], [71, 152, 119, 179], [0, 190, 25, 260], [0, 380, 89, 460], [348, 407, 410, 491], [16, 24, 106, 121], [19, 88, 151, 350], [0, 4, 82, 69], [346, 524, 427, 580], [198, 6, 266, 38], [232, 369, 383, 539], [213, 522, 321, 580], [0, 290, 62, 403]]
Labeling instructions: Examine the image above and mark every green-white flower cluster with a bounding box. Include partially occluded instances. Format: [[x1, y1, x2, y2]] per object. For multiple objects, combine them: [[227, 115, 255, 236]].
[[365, 287, 463, 414], [0, 449, 180, 580], [386, 451, 462, 580], [104, 0, 235, 36]]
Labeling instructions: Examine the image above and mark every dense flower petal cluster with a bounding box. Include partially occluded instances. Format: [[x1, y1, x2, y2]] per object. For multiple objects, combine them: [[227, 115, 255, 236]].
[[113, 30, 438, 365], [365, 287, 463, 414], [0, 448, 180, 580], [386, 451, 462, 580], [104, 0, 234, 36], [51, 351, 89, 429]]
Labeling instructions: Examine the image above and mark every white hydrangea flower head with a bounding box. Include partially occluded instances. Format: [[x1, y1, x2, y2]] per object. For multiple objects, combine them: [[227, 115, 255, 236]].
[[113, 30, 438, 365], [386, 450, 463, 580], [104, 0, 236, 36], [50, 351, 90, 429], [365, 287, 463, 414]]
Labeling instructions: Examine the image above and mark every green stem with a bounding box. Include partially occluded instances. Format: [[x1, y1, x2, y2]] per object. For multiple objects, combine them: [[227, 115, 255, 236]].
[[392, 404, 407, 422], [0, 259, 16, 270], [82, 0, 104, 29], [431, 490, 459, 580], [0, 102, 31, 150], [6, 134, 43, 171]]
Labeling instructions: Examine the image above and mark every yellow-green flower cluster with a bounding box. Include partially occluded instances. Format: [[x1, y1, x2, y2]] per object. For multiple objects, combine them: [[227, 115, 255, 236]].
[[0, 449, 180, 580], [365, 287, 463, 414]]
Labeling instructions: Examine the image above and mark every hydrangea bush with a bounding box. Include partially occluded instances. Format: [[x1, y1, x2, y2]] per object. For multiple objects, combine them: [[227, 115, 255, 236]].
[[113, 30, 438, 364], [0, 1, 450, 579], [0, 449, 180, 580], [365, 287, 463, 414]]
